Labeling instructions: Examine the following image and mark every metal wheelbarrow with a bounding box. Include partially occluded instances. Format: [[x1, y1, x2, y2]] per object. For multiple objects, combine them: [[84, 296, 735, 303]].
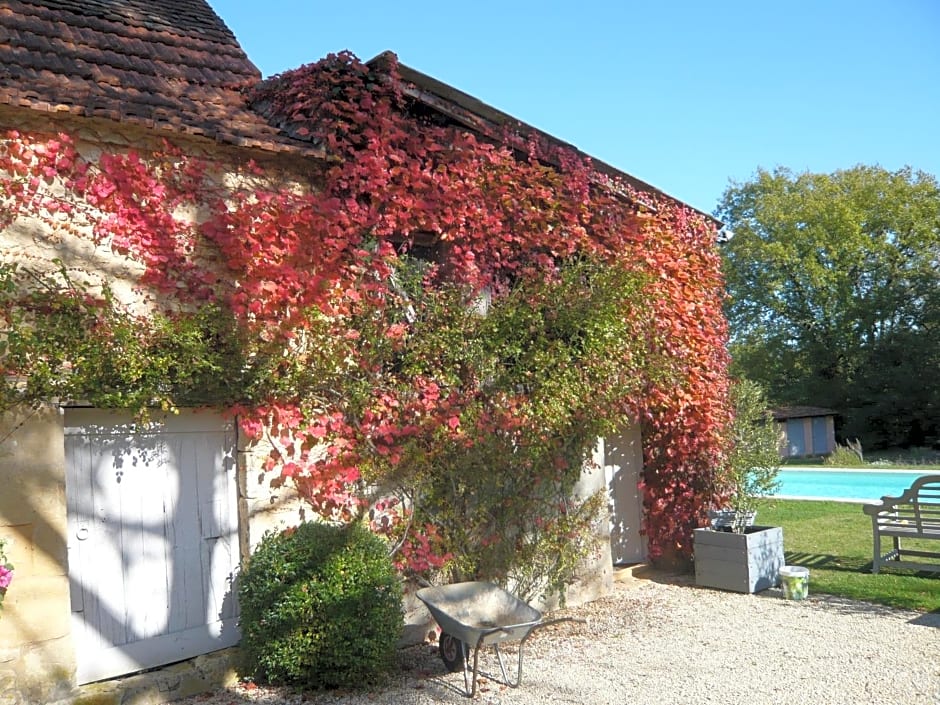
[[416, 581, 584, 697]]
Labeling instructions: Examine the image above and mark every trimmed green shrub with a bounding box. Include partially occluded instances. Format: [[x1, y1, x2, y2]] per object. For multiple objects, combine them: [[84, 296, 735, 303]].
[[237, 521, 403, 689]]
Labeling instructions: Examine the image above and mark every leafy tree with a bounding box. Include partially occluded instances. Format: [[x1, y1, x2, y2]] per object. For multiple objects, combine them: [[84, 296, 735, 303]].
[[717, 165, 940, 448]]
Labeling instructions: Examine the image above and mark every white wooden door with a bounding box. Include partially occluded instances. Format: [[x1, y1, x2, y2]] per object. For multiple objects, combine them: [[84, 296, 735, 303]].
[[604, 425, 647, 565], [64, 408, 240, 685]]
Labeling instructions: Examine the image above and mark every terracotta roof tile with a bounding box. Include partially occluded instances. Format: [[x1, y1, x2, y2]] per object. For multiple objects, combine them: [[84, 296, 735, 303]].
[[0, 0, 320, 155]]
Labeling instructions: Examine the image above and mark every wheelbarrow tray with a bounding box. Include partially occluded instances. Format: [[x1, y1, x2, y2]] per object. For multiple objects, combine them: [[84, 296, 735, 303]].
[[417, 580, 542, 648], [417, 581, 582, 697]]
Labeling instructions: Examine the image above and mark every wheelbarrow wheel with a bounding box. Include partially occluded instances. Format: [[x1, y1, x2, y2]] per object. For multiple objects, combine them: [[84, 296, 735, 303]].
[[438, 631, 467, 673]]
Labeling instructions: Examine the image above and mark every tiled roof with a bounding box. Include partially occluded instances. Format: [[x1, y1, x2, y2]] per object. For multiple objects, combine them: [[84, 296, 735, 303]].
[[772, 406, 838, 420], [0, 0, 315, 153]]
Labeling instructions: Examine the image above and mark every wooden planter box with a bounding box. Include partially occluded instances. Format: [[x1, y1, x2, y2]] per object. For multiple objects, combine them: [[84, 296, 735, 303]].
[[693, 526, 784, 593]]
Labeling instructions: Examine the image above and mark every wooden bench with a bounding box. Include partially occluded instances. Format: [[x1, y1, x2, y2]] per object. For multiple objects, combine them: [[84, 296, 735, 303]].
[[862, 474, 940, 574]]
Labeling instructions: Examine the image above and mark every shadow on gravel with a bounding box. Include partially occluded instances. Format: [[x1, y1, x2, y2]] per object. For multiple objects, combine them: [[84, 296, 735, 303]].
[[815, 596, 940, 629], [406, 639, 548, 699], [909, 609, 940, 628], [622, 564, 695, 586], [180, 645, 461, 704]]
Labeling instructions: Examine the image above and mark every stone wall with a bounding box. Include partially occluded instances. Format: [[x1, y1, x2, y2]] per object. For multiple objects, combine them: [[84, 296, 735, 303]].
[[236, 439, 309, 562], [0, 108, 634, 703], [0, 110, 310, 705], [0, 105, 309, 316], [0, 404, 75, 705]]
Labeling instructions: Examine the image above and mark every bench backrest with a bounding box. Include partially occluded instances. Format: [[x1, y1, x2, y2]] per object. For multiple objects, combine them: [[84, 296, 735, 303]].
[[865, 474, 940, 532]]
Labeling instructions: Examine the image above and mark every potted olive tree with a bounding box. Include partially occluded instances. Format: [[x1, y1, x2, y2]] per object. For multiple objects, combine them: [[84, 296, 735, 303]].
[[709, 379, 782, 531], [695, 379, 784, 593]]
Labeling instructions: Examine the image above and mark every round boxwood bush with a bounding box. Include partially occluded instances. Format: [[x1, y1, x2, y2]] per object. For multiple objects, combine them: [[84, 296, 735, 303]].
[[237, 521, 403, 689]]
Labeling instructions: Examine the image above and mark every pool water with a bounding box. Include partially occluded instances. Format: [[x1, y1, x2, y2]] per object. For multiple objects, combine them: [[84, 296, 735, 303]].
[[773, 468, 933, 502]]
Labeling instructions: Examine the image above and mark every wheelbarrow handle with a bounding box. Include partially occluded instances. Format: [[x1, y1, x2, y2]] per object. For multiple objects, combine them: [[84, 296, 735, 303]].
[[534, 616, 587, 630], [464, 616, 587, 698]]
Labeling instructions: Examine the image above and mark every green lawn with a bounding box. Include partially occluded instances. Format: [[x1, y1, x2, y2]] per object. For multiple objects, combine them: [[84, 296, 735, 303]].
[[757, 499, 940, 613]]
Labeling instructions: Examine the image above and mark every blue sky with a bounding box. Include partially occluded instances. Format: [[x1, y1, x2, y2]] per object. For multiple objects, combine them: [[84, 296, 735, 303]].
[[212, 1, 939, 216]]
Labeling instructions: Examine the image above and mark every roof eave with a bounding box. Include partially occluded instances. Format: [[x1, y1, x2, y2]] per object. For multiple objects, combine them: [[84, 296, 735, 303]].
[[368, 51, 721, 228]]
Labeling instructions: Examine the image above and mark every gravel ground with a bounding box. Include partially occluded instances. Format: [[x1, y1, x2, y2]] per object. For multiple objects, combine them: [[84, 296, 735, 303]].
[[172, 572, 940, 705]]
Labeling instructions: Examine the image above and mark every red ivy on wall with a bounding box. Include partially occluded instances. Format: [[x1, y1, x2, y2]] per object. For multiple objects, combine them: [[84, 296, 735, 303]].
[[0, 51, 731, 564]]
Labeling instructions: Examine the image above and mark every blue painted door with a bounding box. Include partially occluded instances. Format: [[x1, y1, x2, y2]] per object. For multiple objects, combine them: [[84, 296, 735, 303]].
[[787, 419, 806, 456], [811, 416, 828, 455]]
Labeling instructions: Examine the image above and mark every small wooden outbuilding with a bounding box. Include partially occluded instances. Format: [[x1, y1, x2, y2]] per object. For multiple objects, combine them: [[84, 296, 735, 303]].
[[772, 405, 838, 458]]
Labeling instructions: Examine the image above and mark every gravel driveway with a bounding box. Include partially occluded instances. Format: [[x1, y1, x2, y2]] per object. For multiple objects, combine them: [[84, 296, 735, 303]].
[[174, 571, 940, 705]]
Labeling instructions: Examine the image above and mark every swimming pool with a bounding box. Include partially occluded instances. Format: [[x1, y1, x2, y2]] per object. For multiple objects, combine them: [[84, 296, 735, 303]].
[[773, 468, 934, 502]]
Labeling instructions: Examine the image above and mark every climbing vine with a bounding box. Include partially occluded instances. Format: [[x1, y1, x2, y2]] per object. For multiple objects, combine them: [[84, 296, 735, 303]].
[[0, 51, 730, 590]]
